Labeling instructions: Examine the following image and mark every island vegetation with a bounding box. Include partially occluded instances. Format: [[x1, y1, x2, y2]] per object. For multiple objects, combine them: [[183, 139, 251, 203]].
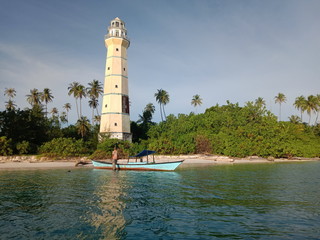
[[1, 85, 320, 159]]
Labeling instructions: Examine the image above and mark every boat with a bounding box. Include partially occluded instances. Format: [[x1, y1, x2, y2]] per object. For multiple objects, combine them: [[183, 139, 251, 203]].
[[92, 150, 184, 171], [91, 159, 184, 171]]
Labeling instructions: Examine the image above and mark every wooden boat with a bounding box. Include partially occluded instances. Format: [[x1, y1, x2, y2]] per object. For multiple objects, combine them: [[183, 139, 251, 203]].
[[92, 149, 184, 171], [91, 159, 184, 171]]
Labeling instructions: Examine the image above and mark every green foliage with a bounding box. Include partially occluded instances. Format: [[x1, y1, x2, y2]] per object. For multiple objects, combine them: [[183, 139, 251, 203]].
[[0, 136, 13, 156], [89, 149, 108, 160], [97, 138, 132, 159], [61, 125, 80, 139], [0, 108, 100, 156], [145, 102, 320, 158], [1, 87, 320, 159], [130, 141, 148, 155], [39, 138, 88, 157], [131, 103, 156, 143], [16, 141, 30, 154], [195, 135, 212, 154], [0, 108, 49, 154]]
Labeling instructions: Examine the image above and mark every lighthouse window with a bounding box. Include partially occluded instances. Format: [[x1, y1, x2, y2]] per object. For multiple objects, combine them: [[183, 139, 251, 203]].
[[123, 68, 126, 71], [116, 48, 119, 51], [116, 22, 119, 27], [105, 104, 107, 108], [122, 95, 130, 114], [115, 85, 118, 88], [107, 67, 110, 70], [114, 123, 118, 126]]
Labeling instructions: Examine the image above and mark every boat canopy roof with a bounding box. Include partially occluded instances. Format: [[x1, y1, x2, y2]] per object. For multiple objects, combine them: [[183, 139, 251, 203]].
[[131, 150, 156, 158]]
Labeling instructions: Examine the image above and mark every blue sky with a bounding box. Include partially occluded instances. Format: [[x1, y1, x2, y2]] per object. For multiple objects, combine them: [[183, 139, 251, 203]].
[[1, 0, 319, 123]]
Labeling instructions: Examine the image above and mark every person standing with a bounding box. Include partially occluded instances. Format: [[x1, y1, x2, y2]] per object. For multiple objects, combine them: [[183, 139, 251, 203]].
[[112, 147, 118, 171]]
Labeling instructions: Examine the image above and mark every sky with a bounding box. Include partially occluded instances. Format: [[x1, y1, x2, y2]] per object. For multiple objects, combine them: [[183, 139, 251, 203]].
[[1, 0, 319, 124]]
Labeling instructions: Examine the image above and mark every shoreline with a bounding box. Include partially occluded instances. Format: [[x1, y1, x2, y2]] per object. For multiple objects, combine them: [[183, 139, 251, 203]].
[[0, 155, 319, 170]]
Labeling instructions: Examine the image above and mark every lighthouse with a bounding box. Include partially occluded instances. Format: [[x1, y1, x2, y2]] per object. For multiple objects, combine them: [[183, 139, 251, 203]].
[[100, 17, 131, 141]]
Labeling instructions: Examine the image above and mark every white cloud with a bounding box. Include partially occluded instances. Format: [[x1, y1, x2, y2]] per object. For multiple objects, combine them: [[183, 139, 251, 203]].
[[0, 42, 104, 123]]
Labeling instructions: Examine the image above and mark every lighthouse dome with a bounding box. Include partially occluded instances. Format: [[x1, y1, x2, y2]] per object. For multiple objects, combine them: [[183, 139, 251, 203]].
[[107, 17, 128, 39]]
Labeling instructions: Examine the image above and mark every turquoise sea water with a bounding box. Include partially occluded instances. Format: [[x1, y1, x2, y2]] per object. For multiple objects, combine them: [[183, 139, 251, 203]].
[[0, 162, 320, 239]]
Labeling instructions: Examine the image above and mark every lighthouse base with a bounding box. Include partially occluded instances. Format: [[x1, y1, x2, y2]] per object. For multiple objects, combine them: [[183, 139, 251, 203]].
[[100, 132, 132, 142]]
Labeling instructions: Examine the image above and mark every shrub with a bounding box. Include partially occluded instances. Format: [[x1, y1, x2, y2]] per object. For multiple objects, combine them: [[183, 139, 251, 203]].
[[97, 138, 132, 159], [16, 141, 30, 154], [39, 137, 88, 157], [0, 136, 13, 156], [89, 149, 109, 160], [195, 135, 212, 154]]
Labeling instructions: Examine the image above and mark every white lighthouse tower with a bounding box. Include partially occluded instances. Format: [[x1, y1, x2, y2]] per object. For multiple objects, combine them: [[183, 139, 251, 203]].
[[99, 17, 131, 141]]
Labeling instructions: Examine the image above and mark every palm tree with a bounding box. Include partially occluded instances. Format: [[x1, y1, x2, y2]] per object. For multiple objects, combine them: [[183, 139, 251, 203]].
[[60, 112, 68, 124], [94, 115, 101, 125], [161, 90, 169, 120], [76, 84, 86, 118], [87, 80, 103, 101], [305, 95, 318, 125], [5, 100, 16, 111], [50, 107, 58, 118], [191, 94, 203, 113], [26, 88, 41, 107], [63, 103, 71, 125], [293, 95, 306, 122], [155, 89, 164, 121], [144, 103, 155, 114], [154, 89, 170, 121], [255, 97, 266, 108], [4, 88, 16, 100], [289, 115, 301, 124], [138, 103, 156, 124], [41, 88, 54, 118], [76, 116, 90, 138], [274, 93, 286, 121], [89, 98, 99, 124], [68, 82, 80, 119], [87, 80, 103, 123]]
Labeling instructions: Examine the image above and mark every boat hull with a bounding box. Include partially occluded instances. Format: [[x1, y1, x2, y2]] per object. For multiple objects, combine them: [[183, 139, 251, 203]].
[[92, 160, 184, 171]]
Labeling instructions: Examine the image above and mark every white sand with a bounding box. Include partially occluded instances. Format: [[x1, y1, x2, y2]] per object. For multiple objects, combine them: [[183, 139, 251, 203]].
[[0, 161, 76, 170], [0, 155, 318, 170]]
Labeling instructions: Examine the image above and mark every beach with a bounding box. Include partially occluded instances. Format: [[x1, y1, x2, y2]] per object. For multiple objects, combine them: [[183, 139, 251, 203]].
[[0, 161, 76, 170], [0, 155, 318, 170]]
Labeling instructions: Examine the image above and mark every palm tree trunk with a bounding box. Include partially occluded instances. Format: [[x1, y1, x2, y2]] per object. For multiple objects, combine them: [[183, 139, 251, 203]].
[[75, 99, 79, 119], [80, 98, 82, 118], [162, 104, 167, 121], [309, 114, 311, 125], [45, 103, 48, 118], [159, 103, 163, 122], [92, 108, 94, 125], [279, 103, 281, 121], [66, 111, 69, 126]]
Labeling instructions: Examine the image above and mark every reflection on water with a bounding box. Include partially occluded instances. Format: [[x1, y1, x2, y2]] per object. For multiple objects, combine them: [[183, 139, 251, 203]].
[[0, 162, 320, 239], [84, 170, 129, 239]]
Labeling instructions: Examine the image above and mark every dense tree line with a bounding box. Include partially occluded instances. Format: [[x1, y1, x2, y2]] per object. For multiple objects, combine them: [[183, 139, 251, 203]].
[[143, 101, 320, 158], [1, 85, 320, 159], [1, 82, 102, 156]]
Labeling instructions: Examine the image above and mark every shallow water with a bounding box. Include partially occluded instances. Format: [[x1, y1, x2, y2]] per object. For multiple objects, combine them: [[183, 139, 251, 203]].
[[0, 162, 320, 239]]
